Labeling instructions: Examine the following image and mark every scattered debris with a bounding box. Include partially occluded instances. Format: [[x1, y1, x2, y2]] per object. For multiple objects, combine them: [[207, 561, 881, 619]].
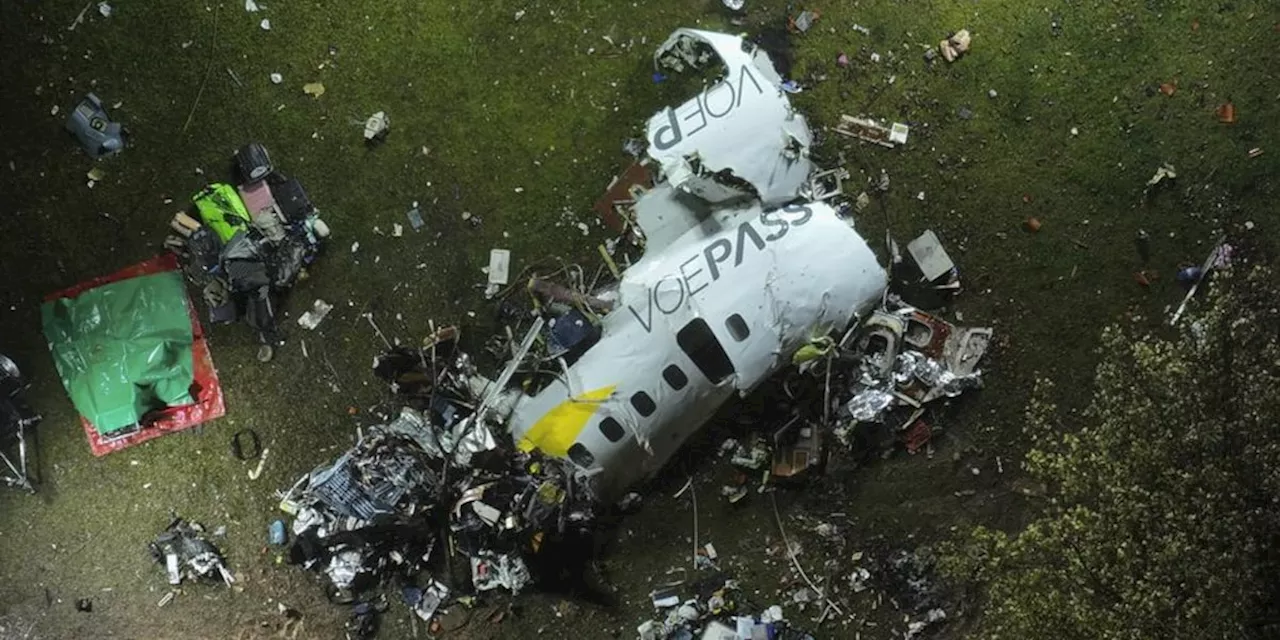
[[245, 0, 260, 10], [938, 29, 971, 63], [68, 2, 92, 30], [303, 82, 325, 98], [65, 94, 126, 158], [791, 10, 819, 33], [1169, 239, 1232, 325], [833, 116, 909, 148], [230, 428, 262, 461], [249, 447, 270, 479], [855, 191, 871, 212], [1024, 217, 1042, 232], [260, 18, 271, 30], [1159, 81, 1177, 96], [1217, 102, 1236, 124], [407, 204, 424, 231], [487, 249, 511, 286], [148, 514, 233, 587], [269, 519, 287, 545], [1248, 147, 1264, 159], [906, 608, 948, 639], [0, 354, 41, 493], [805, 167, 849, 201], [592, 162, 652, 232], [1145, 163, 1177, 190], [906, 230, 956, 282], [97, 2, 112, 18], [270, 72, 283, 84], [363, 112, 390, 143]]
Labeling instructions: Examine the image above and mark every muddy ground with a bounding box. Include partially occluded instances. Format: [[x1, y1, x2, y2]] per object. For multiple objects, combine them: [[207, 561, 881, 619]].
[[0, 0, 1277, 638]]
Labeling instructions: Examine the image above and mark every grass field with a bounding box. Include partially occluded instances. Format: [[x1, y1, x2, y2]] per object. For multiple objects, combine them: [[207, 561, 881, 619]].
[[0, 0, 1276, 638]]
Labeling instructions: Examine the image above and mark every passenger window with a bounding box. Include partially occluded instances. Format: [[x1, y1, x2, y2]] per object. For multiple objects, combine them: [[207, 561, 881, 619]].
[[599, 417, 625, 442], [630, 391, 656, 417], [676, 318, 736, 384], [568, 442, 596, 468], [725, 314, 750, 342], [663, 364, 688, 390]]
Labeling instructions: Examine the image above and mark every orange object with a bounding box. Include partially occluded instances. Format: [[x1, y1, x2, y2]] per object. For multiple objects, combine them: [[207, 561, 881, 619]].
[[1024, 217, 1042, 232], [1022, 194, 1033, 204], [1134, 270, 1157, 287], [347, 406, 358, 416], [1159, 82, 1177, 96], [1217, 102, 1236, 124]]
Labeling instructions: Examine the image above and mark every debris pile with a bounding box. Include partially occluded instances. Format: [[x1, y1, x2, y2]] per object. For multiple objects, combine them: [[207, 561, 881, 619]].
[[258, 28, 994, 639], [276, 333, 597, 632], [166, 143, 331, 361], [0, 354, 40, 493], [833, 304, 990, 445], [148, 515, 233, 588], [636, 577, 775, 640]]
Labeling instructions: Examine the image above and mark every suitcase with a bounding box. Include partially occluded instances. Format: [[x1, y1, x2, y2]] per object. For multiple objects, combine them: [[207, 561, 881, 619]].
[[269, 175, 315, 222]]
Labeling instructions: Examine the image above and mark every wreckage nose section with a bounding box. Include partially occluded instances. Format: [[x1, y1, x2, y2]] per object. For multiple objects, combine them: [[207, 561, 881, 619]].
[[646, 28, 814, 208]]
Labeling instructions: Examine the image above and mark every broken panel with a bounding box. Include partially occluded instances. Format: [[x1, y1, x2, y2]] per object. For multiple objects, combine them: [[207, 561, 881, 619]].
[[646, 29, 814, 208]]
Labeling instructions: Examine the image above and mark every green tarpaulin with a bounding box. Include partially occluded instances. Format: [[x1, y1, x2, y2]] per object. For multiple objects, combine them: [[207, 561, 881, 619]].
[[42, 271, 195, 434]]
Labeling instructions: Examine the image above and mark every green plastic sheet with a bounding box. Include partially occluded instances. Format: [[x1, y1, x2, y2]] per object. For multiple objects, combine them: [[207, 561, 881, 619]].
[[42, 271, 195, 434]]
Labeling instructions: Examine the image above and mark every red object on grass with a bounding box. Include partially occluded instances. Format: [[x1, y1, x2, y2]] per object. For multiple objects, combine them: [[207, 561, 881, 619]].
[[903, 419, 933, 455], [43, 254, 226, 457]]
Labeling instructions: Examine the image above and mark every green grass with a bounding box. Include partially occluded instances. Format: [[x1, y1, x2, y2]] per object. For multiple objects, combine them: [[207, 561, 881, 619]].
[[0, 0, 1277, 638]]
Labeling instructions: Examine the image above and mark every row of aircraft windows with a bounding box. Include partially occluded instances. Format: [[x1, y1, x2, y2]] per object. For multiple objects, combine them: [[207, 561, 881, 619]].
[[568, 314, 751, 467]]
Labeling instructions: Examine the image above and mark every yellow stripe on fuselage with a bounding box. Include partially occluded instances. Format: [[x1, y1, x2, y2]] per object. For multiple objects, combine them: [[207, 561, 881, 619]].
[[516, 385, 617, 456]]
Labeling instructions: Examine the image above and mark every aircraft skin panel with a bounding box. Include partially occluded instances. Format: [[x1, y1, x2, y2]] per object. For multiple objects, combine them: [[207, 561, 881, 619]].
[[646, 29, 814, 209]]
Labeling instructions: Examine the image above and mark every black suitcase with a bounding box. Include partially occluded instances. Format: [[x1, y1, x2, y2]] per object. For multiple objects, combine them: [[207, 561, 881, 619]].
[[269, 175, 315, 222]]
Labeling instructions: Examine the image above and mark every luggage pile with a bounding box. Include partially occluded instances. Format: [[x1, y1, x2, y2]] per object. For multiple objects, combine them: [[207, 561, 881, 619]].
[[166, 143, 331, 360]]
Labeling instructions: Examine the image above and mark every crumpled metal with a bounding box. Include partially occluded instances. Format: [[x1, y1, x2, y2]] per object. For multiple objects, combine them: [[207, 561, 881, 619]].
[[382, 406, 444, 459], [470, 552, 532, 594], [845, 389, 896, 422], [450, 416, 497, 466], [410, 580, 450, 621], [326, 549, 366, 590], [895, 351, 982, 398]]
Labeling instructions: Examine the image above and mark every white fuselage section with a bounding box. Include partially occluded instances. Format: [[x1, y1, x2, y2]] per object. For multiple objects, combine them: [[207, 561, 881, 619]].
[[506, 193, 886, 501]]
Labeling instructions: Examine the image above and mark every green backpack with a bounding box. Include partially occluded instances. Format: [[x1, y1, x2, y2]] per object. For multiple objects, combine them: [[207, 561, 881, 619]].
[[192, 183, 252, 243]]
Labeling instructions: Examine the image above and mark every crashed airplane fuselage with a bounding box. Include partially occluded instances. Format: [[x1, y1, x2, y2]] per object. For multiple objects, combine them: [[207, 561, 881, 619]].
[[504, 191, 886, 501], [490, 28, 886, 502]]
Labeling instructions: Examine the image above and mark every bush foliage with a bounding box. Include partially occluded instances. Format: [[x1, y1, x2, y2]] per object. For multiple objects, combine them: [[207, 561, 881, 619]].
[[942, 260, 1280, 639]]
